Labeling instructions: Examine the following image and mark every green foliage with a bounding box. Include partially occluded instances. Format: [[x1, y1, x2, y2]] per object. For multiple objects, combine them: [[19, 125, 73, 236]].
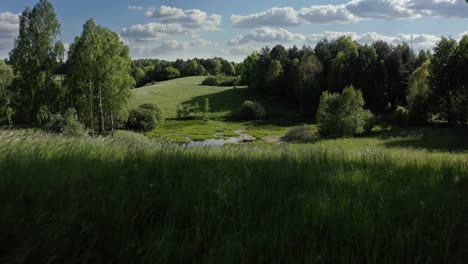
[[393, 106, 409, 126], [36, 105, 50, 126], [203, 98, 211, 114], [221, 61, 236, 76], [63, 108, 86, 137], [176, 104, 192, 119], [317, 86, 374, 137], [0, 61, 14, 125], [282, 125, 320, 142], [163, 67, 181, 80], [429, 36, 468, 125], [202, 74, 241, 86], [44, 108, 85, 136], [66, 19, 135, 133], [127, 104, 164, 132], [8, 0, 64, 123], [407, 60, 431, 125], [238, 101, 266, 120]]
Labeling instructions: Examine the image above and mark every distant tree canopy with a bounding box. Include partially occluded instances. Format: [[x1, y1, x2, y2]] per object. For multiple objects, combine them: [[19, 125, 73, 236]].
[[131, 57, 238, 87]]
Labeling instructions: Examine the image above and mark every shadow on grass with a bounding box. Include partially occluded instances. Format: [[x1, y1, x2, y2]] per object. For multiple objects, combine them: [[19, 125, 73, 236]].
[[380, 127, 468, 152], [182, 88, 309, 126]]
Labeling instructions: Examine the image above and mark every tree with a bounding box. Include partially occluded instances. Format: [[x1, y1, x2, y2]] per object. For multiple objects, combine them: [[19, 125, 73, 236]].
[[407, 60, 431, 125], [134, 67, 146, 86], [9, 0, 64, 123], [163, 67, 181, 80], [240, 52, 259, 89], [317, 86, 374, 137], [297, 54, 323, 114], [67, 19, 135, 134], [0, 61, 14, 125], [221, 61, 236, 76], [429, 37, 466, 125]]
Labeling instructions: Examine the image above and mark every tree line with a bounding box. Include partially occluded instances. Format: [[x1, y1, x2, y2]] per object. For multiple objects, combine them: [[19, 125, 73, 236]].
[[238, 36, 468, 126], [131, 57, 238, 87]]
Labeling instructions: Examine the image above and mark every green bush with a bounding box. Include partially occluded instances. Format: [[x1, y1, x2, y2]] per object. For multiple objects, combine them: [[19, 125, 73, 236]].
[[62, 108, 86, 137], [202, 74, 241, 86], [127, 104, 164, 132], [282, 125, 320, 142], [238, 101, 266, 120], [36, 105, 50, 126], [317, 86, 374, 137], [44, 108, 85, 136], [393, 106, 409, 126]]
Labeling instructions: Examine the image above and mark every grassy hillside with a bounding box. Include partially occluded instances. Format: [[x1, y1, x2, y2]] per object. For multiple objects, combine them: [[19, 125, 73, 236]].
[[132, 76, 299, 120], [133, 76, 234, 118], [0, 129, 467, 263]]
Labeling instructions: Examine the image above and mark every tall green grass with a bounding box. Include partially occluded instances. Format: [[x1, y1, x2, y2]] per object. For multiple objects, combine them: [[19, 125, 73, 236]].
[[0, 130, 467, 263]]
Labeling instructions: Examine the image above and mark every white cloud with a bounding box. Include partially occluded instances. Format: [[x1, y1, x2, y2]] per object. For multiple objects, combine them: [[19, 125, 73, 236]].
[[230, 7, 301, 28], [229, 0, 468, 28], [460, 31, 468, 38], [228, 27, 305, 45], [0, 12, 19, 56], [346, 0, 418, 20], [128, 5, 144, 11], [121, 23, 189, 41], [298, 5, 358, 23], [130, 38, 214, 57], [144, 5, 222, 31], [407, 0, 468, 18]]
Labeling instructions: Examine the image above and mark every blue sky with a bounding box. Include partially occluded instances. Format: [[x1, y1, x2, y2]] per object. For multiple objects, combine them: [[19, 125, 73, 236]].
[[1, 0, 467, 61]]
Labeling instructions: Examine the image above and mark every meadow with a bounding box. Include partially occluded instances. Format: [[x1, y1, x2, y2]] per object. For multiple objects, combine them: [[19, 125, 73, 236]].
[[2, 78, 468, 263], [0, 127, 467, 263]]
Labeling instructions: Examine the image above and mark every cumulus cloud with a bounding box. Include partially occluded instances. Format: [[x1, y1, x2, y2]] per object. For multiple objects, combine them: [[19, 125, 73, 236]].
[[298, 5, 358, 23], [121, 23, 189, 41], [230, 7, 301, 28], [228, 27, 305, 45], [0, 12, 19, 55], [346, 0, 417, 20], [230, 0, 468, 28], [144, 5, 222, 31], [130, 38, 213, 57]]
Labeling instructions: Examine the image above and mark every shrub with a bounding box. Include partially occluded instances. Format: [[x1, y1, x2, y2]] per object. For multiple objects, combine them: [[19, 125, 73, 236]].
[[393, 106, 409, 126], [177, 104, 191, 119], [203, 98, 211, 114], [62, 108, 86, 137], [36, 105, 50, 126], [317, 86, 374, 137], [282, 125, 320, 142], [127, 103, 164, 132], [239, 101, 266, 120], [44, 113, 65, 133], [202, 74, 241, 86], [44, 108, 85, 136]]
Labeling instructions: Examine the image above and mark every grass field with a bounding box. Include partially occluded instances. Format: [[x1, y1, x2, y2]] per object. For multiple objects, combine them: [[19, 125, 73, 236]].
[[132, 77, 306, 143], [0, 129, 467, 263], [2, 77, 467, 262]]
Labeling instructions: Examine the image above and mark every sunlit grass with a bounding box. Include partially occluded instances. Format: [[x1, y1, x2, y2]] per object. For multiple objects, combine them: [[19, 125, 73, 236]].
[[0, 129, 467, 263]]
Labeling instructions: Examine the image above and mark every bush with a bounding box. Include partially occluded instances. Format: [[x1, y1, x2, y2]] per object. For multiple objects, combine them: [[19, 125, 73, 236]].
[[127, 103, 164, 132], [44, 108, 86, 136], [202, 74, 241, 86], [36, 105, 50, 126], [238, 101, 266, 120], [393, 106, 409, 126], [317, 86, 374, 137], [282, 125, 320, 142], [63, 108, 86, 137], [177, 104, 192, 119]]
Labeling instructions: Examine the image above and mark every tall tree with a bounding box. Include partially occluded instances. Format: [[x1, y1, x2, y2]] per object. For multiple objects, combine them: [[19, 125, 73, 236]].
[[67, 19, 135, 134], [0, 61, 14, 125], [9, 0, 64, 123], [407, 60, 431, 124]]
